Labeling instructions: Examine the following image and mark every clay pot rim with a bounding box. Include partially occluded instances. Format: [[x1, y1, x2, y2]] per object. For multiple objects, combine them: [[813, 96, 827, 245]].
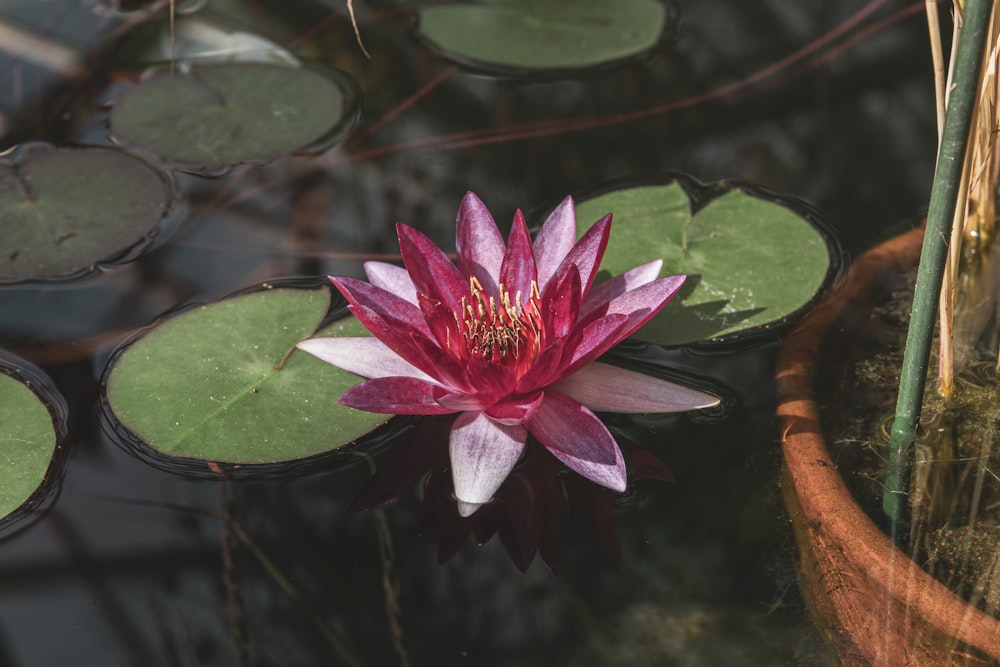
[[775, 225, 1000, 660]]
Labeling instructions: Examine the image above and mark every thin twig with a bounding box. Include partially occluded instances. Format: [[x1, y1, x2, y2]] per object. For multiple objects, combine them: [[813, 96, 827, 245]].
[[347, 0, 371, 59]]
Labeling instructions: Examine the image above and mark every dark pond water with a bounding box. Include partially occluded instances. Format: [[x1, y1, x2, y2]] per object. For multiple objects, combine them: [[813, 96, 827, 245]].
[[0, 1, 938, 665]]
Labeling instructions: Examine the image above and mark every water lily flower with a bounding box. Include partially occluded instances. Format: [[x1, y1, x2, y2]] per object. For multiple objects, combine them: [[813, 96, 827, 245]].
[[298, 192, 719, 517]]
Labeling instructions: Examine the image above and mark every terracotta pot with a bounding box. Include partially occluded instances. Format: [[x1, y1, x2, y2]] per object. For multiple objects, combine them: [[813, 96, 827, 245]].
[[776, 227, 1000, 666]]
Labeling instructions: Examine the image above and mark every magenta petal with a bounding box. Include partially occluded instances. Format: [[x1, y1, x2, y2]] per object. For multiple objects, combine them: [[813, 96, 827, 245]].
[[579, 275, 687, 347], [330, 276, 430, 337], [528, 392, 626, 492], [436, 392, 487, 411], [580, 260, 664, 318], [450, 412, 528, 517], [340, 377, 456, 415], [396, 223, 467, 313], [544, 213, 611, 301], [486, 391, 544, 425], [296, 337, 433, 381], [559, 313, 628, 376], [532, 196, 578, 291], [499, 210, 537, 300], [462, 354, 517, 404], [542, 264, 581, 339], [514, 339, 566, 393], [364, 262, 418, 306], [456, 192, 505, 294], [347, 304, 468, 392], [550, 362, 720, 413], [418, 292, 465, 359]]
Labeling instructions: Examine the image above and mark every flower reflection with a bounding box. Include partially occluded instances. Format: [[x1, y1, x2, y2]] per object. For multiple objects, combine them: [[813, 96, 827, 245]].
[[298, 192, 718, 518], [350, 414, 678, 572]]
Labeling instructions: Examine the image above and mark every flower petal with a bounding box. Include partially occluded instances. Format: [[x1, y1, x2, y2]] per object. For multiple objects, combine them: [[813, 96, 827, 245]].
[[418, 292, 465, 359], [542, 264, 581, 339], [558, 312, 628, 376], [456, 192, 505, 294], [397, 223, 467, 313], [533, 196, 578, 291], [528, 392, 626, 493], [499, 210, 537, 300], [450, 411, 527, 517], [462, 353, 517, 404], [364, 262, 418, 306], [435, 392, 488, 411], [550, 362, 720, 413], [486, 391, 544, 425], [578, 275, 686, 351], [514, 338, 567, 393], [340, 377, 456, 414], [330, 276, 430, 337], [580, 260, 663, 318], [544, 213, 611, 303], [296, 336, 433, 381], [347, 304, 470, 392]]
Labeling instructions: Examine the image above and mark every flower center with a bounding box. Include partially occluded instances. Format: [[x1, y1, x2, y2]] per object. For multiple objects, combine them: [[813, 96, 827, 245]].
[[457, 277, 543, 367]]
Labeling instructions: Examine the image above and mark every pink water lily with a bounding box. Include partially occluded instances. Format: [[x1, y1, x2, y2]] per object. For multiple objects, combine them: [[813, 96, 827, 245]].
[[297, 192, 718, 517]]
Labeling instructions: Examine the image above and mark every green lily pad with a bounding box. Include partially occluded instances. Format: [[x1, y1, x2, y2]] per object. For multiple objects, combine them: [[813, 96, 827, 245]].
[[417, 0, 667, 71], [0, 144, 174, 283], [577, 182, 834, 346], [0, 365, 62, 523], [104, 284, 388, 466], [109, 63, 358, 168]]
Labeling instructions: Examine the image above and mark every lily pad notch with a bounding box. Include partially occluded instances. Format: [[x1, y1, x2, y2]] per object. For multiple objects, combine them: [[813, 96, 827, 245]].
[[102, 279, 394, 476]]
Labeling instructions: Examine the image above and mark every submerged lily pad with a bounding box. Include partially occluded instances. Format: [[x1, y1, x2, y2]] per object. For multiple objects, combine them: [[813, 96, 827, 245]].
[[0, 359, 64, 525], [417, 0, 667, 71], [577, 181, 835, 346], [109, 63, 358, 168], [103, 283, 388, 467], [0, 144, 175, 283]]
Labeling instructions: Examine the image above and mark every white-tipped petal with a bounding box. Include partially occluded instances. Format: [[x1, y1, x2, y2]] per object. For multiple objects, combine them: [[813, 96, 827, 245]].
[[296, 336, 435, 381], [533, 196, 578, 290], [528, 392, 627, 492], [551, 362, 720, 413], [449, 411, 527, 513], [580, 259, 664, 317], [457, 500, 484, 517], [364, 262, 418, 305]]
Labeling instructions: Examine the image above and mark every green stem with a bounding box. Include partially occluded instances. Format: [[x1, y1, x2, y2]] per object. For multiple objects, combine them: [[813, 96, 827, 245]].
[[883, 0, 993, 537]]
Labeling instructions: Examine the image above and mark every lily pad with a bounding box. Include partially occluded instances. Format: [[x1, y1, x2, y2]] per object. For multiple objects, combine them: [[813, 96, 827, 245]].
[[0, 360, 64, 524], [577, 181, 835, 346], [103, 283, 389, 467], [0, 143, 175, 283], [109, 63, 358, 168], [417, 0, 667, 71]]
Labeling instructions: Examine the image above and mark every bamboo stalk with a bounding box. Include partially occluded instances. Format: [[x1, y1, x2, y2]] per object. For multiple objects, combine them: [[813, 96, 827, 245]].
[[884, 0, 992, 533]]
